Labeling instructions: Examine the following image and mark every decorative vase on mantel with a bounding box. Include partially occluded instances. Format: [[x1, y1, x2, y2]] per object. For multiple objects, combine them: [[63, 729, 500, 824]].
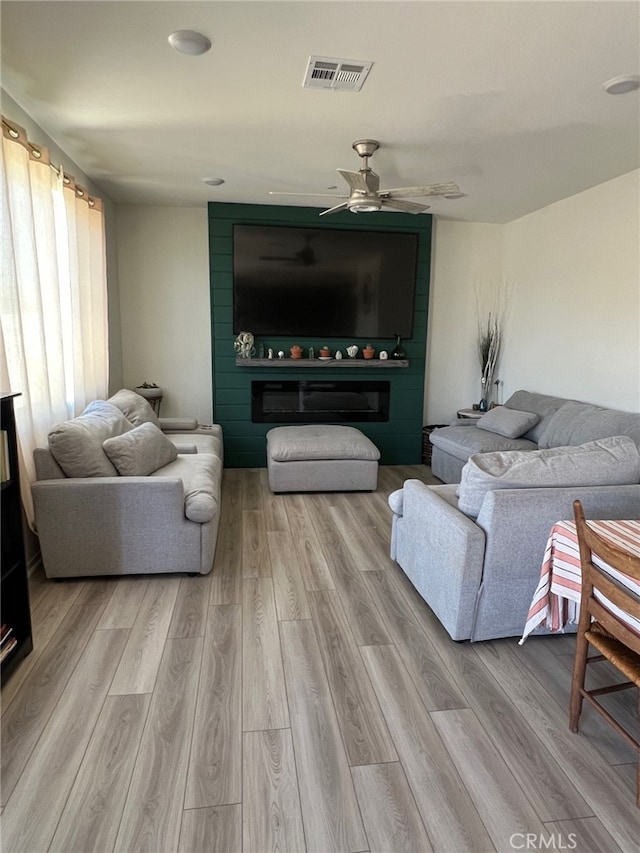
[[391, 333, 406, 360]]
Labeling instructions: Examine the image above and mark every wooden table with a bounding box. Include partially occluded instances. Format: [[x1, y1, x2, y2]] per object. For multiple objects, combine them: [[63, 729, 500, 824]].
[[520, 519, 640, 643], [456, 408, 482, 420]]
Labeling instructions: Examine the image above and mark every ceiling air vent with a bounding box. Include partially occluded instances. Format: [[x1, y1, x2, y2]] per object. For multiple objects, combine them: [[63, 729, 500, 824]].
[[303, 56, 373, 92]]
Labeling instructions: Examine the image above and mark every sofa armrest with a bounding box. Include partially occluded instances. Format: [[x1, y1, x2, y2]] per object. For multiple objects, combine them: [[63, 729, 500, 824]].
[[159, 416, 199, 432], [32, 476, 187, 529], [393, 480, 486, 640], [31, 476, 206, 577]]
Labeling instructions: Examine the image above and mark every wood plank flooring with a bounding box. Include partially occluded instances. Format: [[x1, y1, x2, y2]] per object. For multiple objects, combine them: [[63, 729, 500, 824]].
[[2, 465, 638, 852]]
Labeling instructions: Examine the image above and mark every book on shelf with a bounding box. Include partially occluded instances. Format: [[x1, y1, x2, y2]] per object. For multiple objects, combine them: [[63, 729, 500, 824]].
[[0, 636, 18, 662], [0, 430, 9, 482]]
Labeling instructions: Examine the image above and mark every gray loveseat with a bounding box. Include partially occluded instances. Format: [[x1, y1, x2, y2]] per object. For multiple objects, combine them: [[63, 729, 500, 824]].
[[32, 390, 223, 578], [389, 392, 640, 641]]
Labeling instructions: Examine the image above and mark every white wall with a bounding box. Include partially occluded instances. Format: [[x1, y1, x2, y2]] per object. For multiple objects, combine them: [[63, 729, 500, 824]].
[[501, 170, 639, 411], [425, 170, 640, 423], [116, 206, 213, 423], [424, 221, 503, 423]]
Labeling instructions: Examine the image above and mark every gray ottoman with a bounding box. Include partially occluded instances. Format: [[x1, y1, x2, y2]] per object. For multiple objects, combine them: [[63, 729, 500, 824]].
[[266, 425, 380, 493]]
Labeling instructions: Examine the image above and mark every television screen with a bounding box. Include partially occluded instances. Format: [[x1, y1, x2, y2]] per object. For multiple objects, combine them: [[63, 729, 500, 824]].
[[232, 224, 418, 338]]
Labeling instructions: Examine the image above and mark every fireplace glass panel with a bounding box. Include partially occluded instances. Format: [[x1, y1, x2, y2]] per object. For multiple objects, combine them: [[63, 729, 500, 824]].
[[252, 380, 390, 423]]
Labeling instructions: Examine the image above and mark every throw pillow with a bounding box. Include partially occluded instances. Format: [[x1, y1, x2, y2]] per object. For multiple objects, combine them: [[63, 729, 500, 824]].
[[457, 435, 640, 517], [103, 422, 178, 476], [48, 401, 134, 478], [503, 390, 568, 443], [476, 407, 539, 439], [108, 389, 161, 428]]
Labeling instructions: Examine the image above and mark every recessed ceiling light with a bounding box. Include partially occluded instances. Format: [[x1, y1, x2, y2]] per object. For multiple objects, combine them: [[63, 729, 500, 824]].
[[168, 30, 211, 56], [602, 74, 640, 95], [202, 177, 225, 186]]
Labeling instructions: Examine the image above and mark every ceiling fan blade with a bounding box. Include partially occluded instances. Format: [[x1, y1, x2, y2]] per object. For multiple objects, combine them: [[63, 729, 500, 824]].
[[380, 198, 430, 214], [337, 169, 370, 193], [382, 182, 461, 199], [319, 202, 350, 217], [269, 191, 347, 198]]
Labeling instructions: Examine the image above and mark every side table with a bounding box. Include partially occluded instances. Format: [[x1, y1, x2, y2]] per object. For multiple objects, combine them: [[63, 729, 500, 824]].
[[135, 389, 163, 415], [146, 393, 163, 415], [457, 408, 482, 420]]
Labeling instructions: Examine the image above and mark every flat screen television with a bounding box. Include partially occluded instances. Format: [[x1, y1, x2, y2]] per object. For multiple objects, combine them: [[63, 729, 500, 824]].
[[232, 223, 419, 338]]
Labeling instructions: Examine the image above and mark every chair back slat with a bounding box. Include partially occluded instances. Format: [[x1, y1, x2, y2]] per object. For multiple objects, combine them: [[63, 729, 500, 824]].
[[589, 600, 640, 656], [574, 501, 640, 637]]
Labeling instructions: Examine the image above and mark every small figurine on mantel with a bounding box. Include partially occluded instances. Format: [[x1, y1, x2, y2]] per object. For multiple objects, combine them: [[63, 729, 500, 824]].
[[234, 331, 255, 358], [268, 348, 274, 359], [335, 350, 343, 360]]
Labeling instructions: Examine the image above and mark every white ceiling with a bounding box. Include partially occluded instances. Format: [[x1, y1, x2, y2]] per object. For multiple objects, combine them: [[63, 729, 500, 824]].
[[2, 1, 639, 223]]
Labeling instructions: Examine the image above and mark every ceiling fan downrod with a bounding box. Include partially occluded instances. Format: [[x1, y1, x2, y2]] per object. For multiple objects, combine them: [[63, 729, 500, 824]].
[[352, 139, 379, 173]]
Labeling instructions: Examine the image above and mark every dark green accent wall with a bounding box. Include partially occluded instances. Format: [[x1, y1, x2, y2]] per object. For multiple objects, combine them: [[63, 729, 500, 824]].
[[209, 202, 432, 468]]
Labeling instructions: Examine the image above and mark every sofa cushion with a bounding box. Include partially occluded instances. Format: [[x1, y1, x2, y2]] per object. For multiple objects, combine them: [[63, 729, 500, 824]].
[[538, 400, 640, 450], [102, 422, 178, 476], [476, 407, 539, 439], [48, 401, 134, 478], [457, 435, 640, 517], [108, 389, 160, 428], [504, 390, 569, 443], [429, 424, 537, 462], [267, 425, 380, 462], [150, 454, 222, 523]]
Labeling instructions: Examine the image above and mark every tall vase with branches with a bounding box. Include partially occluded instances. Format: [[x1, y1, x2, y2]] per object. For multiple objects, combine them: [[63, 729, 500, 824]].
[[475, 281, 509, 411], [477, 315, 500, 411]]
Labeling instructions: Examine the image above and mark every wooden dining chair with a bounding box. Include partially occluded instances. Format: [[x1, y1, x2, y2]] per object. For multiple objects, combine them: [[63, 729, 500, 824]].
[[570, 500, 640, 807]]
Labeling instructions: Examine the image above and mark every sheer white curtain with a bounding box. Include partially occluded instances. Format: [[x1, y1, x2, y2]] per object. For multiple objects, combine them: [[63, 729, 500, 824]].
[[1, 118, 108, 526]]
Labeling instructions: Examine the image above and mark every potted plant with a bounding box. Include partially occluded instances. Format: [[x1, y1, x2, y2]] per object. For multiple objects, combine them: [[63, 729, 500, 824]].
[[135, 381, 162, 399]]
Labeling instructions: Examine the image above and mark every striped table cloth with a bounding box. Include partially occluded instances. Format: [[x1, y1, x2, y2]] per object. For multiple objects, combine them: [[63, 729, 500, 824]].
[[520, 519, 640, 643]]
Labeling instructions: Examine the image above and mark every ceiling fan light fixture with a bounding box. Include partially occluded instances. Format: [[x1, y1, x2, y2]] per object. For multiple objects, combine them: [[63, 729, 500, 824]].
[[168, 30, 212, 56], [444, 192, 465, 200], [349, 199, 381, 213], [602, 74, 640, 95]]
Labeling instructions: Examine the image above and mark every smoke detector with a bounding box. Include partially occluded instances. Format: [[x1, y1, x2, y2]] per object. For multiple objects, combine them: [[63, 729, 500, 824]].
[[303, 56, 373, 91], [168, 30, 211, 56]]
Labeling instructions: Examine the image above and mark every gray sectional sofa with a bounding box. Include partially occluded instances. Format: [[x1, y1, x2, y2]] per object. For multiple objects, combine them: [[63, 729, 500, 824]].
[[389, 391, 640, 641], [430, 390, 640, 484], [32, 390, 223, 578]]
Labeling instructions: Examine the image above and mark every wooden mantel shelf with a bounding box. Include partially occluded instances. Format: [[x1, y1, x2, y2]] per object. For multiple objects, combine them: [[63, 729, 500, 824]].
[[235, 358, 409, 368]]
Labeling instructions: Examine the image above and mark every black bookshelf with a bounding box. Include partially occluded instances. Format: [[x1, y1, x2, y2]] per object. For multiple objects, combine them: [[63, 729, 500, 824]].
[[1, 393, 32, 685]]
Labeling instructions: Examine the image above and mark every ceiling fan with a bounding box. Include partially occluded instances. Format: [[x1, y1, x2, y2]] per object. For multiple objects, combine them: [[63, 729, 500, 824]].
[[269, 139, 462, 216]]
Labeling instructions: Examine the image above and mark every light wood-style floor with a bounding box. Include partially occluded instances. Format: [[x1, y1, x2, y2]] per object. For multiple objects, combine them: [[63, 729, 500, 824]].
[[1, 465, 638, 853]]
